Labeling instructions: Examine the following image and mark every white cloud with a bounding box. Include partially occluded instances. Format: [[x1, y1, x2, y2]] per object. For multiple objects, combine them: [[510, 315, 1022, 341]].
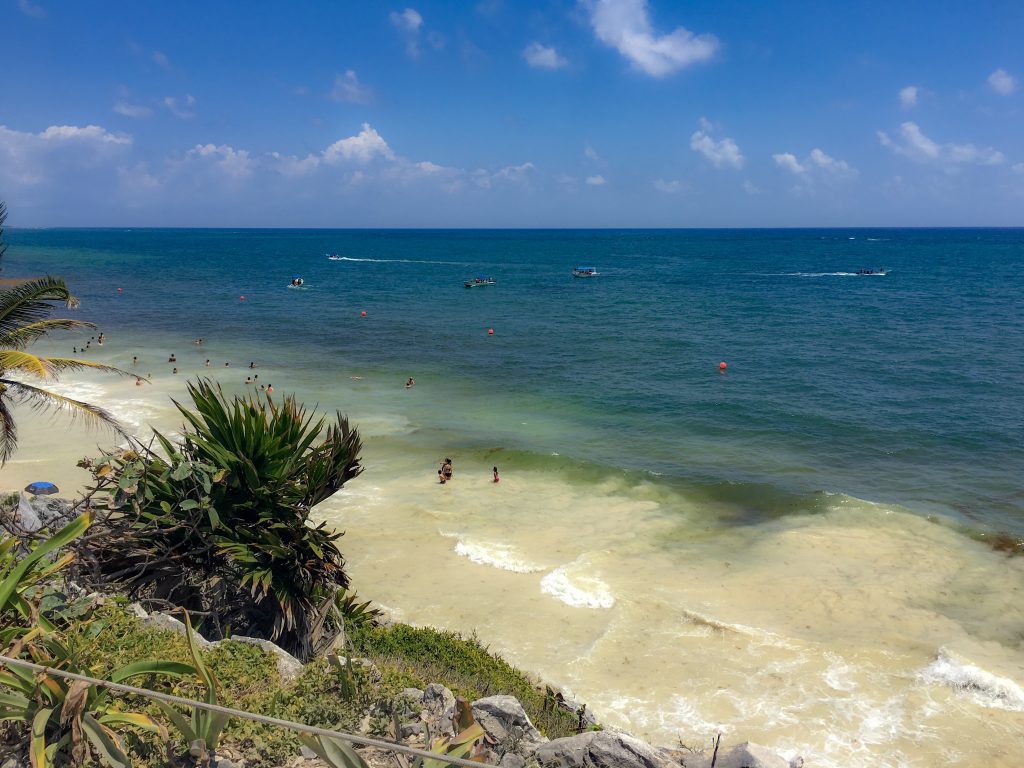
[[774, 148, 857, 185], [584, 145, 600, 161], [33, 125, 131, 145], [742, 180, 761, 195], [0, 123, 131, 187], [585, 174, 607, 185], [1013, 163, 1024, 175], [187, 144, 255, 179], [113, 102, 153, 119], [988, 68, 1016, 95], [151, 51, 172, 71], [473, 162, 535, 189], [808, 148, 857, 177], [899, 85, 919, 109], [653, 178, 680, 193], [523, 43, 568, 70], [690, 121, 744, 169], [773, 152, 806, 174], [584, 0, 718, 77], [322, 124, 395, 165], [390, 8, 424, 58], [268, 152, 321, 178], [330, 70, 373, 104], [163, 94, 196, 119], [17, 0, 45, 18], [878, 122, 1004, 166]]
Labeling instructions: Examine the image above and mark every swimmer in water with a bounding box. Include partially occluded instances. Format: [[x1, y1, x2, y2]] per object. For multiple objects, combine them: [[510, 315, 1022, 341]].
[[405, 377, 415, 389]]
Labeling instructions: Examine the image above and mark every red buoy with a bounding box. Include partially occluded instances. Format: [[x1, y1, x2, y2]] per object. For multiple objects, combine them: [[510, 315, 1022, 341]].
[[117, 287, 123, 293], [719, 361, 727, 371], [361, 310, 367, 317], [487, 328, 494, 335], [239, 296, 245, 301]]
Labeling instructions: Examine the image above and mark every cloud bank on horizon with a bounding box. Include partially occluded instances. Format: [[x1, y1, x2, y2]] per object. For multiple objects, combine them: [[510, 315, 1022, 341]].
[[2, 0, 1022, 226]]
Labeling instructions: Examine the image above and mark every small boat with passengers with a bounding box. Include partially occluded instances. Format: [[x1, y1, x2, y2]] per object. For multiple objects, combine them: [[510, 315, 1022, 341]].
[[856, 267, 888, 276], [326, 253, 344, 261], [464, 277, 496, 288], [572, 266, 599, 278]]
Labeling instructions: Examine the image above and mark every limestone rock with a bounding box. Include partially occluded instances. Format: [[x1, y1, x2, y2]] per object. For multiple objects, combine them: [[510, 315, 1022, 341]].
[[28, 495, 76, 529], [684, 742, 792, 768], [471, 695, 546, 754], [421, 683, 457, 738], [499, 754, 526, 768], [142, 612, 214, 648], [534, 731, 674, 768], [229, 636, 305, 684]]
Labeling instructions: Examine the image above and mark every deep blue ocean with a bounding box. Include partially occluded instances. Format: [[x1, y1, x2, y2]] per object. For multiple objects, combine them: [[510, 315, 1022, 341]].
[[5, 228, 1024, 535]]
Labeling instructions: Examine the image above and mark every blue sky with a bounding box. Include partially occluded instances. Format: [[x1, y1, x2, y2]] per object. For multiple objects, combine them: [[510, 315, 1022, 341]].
[[2, 0, 1022, 227]]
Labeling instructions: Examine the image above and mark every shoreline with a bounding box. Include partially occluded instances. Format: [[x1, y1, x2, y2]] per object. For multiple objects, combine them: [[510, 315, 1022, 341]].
[[5, 359, 1024, 767]]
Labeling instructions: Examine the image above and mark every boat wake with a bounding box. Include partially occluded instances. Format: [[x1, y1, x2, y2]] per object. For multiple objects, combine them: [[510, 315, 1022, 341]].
[[783, 272, 885, 277], [329, 256, 468, 266]]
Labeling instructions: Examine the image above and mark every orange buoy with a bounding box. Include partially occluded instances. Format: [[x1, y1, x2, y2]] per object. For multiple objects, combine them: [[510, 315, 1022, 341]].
[[487, 328, 494, 335], [360, 310, 367, 317], [719, 361, 727, 370]]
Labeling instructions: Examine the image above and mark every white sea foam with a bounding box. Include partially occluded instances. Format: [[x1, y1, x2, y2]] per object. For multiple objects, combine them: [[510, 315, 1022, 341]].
[[540, 559, 615, 609], [921, 650, 1024, 712], [823, 652, 859, 692], [451, 538, 545, 573]]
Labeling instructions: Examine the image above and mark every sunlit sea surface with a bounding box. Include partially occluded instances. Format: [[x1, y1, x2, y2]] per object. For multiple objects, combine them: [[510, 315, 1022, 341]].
[[4, 228, 1023, 767]]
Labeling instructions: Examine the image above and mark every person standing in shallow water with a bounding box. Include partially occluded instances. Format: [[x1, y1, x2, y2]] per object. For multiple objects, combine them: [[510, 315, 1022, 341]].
[[438, 458, 453, 484], [493, 466, 500, 483]]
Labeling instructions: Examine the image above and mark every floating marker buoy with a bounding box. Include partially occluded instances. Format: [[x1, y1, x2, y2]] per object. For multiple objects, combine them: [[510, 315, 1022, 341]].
[[117, 287, 123, 293], [240, 296, 245, 301], [719, 361, 727, 370], [487, 328, 494, 335], [361, 310, 367, 317]]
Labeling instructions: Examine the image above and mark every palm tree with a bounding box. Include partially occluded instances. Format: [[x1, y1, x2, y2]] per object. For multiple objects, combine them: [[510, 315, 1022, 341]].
[[0, 200, 8, 263], [0, 276, 130, 463]]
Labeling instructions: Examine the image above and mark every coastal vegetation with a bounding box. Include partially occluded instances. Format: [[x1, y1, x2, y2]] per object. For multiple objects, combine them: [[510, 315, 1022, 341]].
[[73, 379, 364, 660]]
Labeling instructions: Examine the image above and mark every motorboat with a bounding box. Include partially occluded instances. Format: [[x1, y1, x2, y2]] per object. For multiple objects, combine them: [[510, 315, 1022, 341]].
[[572, 267, 599, 277], [464, 277, 496, 288], [327, 254, 344, 261], [855, 268, 888, 276]]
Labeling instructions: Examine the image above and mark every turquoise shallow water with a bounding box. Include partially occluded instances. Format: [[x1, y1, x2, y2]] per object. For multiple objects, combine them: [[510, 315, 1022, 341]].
[[5, 227, 1024, 534]]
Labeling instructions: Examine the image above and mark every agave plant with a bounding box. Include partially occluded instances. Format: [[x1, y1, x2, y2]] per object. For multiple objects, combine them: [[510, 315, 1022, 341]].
[[150, 613, 231, 766], [79, 379, 364, 660], [0, 634, 194, 768], [0, 512, 92, 649], [0, 275, 130, 463]]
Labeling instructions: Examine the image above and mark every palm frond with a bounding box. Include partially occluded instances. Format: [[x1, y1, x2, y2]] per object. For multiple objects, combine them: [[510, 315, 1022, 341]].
[[0, 276, 79, 338], [0, 392, 16, 464], [0, 378, 129, 457], [0, 318, 96, 350], [0, 352, 133, 381], [0, 200, 7, 263]]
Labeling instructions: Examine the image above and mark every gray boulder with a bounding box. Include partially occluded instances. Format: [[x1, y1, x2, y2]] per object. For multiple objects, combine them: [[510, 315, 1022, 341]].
[[141, 612, 214, 648], [684, 742, 793, 768], [229, 636, 305, 684], [471, 695, 546, 754], [421, 683, 458, 738], [534, 731, 675, 768]]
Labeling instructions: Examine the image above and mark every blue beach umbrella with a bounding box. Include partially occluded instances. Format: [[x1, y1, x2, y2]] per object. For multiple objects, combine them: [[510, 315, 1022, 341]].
[[24, 481, 59, 495]]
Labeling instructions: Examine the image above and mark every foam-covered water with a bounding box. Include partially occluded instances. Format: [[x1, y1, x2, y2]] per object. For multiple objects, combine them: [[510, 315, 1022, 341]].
[[4, 228, 1024, 766]]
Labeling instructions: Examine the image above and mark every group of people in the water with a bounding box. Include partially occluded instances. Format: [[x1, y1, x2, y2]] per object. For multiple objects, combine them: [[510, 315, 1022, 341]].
[[437, 458, 500, 485]]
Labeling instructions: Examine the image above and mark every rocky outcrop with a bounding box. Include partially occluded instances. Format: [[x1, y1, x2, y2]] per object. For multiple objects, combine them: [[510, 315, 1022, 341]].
[[471, 695, 546, 754], [534, 731, 677, 768], [683, 741, 798, 768]]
